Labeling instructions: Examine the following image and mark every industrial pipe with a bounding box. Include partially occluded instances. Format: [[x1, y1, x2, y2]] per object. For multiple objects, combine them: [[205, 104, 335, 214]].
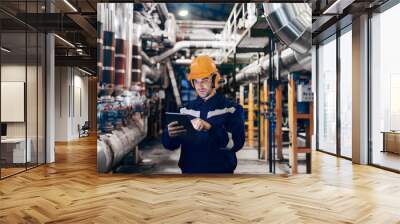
[[142, 64, 164, 83], [263, 2, 312, 71], [234, 3, 312, 84], [152, 41, 230, 63], [97, 123, 146, 173], [263, 3, 311, 55], [97, 21, 103, 95]]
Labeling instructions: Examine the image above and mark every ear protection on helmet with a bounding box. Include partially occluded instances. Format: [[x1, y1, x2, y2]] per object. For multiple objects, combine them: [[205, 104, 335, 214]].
[[190, 72, 221, 89]]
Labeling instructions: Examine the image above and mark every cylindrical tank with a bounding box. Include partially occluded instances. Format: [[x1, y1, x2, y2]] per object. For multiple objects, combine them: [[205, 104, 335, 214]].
[[102, 30, 115, 96], [115, 38, 127, 93], [97, 139, 113, 173], [131, 44, 142, 83], [131, 12, 143, 84], [97, 21, 103, 95]]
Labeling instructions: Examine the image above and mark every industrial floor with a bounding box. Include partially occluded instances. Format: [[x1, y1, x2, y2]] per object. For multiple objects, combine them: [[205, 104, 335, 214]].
[[135, 140, 304, 175], [1, 136, 400, 223]]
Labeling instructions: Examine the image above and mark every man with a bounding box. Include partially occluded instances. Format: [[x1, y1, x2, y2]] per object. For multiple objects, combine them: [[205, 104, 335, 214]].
[[162, 55, 245, 173]]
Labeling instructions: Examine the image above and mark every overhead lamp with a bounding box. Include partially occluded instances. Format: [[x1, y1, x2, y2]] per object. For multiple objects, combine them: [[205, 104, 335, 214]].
[[63, 0, 78, 12], [1, 47, 11, 53], [54, 34, 75, 48], [178, 9, 189, 17]]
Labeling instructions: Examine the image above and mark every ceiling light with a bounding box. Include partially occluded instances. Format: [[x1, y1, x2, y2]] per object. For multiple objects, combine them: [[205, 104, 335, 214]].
[[178, 9, 189, 17], [63, 0, 78, 12], [1, 47, 11, 53], [54, 34, 75, 48]]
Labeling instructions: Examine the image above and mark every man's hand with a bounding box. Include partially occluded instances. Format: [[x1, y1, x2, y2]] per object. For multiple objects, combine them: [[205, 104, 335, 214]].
[[167, 121, 187, 137], [191, 118, 212, 131]]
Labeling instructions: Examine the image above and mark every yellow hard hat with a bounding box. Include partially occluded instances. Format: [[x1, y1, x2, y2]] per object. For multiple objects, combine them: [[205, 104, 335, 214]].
[[188, 55, 221, 88]]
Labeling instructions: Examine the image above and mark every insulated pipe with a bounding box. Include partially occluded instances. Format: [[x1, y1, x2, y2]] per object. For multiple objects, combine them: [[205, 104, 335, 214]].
[[131, 14, 143, 84], [176, 28, 218, 41], [141, 51, 155, 65], [263, 3, 311, 55], [263, 3, 312, 71], [102, 31, 115, 89], [166, 59, 182, 107], [234, 48, 310, 84], [235, 3, 312, 84], [157, 3, 169, 24], [115, 38, 127, 89], [131, 45, 142, 83], [152, 41, 229, 63], [98, 124, 146, 173], [165, 13, 177, 45], [97, 21, 103, 94], [142, 64, 163, 83]]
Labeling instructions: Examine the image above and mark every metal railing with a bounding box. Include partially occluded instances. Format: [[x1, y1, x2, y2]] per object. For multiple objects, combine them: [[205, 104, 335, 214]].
[[215, 3, 257, 64]]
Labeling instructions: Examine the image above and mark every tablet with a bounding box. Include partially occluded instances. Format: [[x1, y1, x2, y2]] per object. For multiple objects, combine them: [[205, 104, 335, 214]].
[[165, 112, 195, 135]]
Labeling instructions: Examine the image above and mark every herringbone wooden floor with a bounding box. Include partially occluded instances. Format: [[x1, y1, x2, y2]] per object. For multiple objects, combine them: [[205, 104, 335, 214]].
[[1, 136, 400, 223]]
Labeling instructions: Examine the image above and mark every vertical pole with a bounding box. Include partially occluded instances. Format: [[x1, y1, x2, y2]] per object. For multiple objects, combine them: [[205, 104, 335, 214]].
[[288, 76, 298, 174], [260, 87, 264, 151], [336, 29, 341, 157], [268, 37, 273, 173], [0, 21, 2, 179], [248, 83, 254, 148], [275, 85, 283, 160], [263, 80, 269, 160], [233, 50, 237, 95], [46, 0, 55, 163], [257, 55, 261, 159], [306, 100, 313, 173], [239, 85, 244, 106]]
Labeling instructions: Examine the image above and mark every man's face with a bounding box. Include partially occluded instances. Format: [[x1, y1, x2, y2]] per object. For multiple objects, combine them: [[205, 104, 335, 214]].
[[193, 76, 212, 98]]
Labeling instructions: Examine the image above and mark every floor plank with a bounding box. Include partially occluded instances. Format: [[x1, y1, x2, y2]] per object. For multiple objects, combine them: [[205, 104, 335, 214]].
[[0, 136, 400, 223]]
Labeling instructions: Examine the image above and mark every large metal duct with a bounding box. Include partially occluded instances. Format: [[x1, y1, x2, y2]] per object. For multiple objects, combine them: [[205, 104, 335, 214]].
[[235, 3, 312, 84], [264, 2, 312, 72], [264, 3, 311, 55]]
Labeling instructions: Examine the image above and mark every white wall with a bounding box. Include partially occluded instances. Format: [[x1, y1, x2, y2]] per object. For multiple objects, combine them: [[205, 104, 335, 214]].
[[1, 65, 41, 137], [54, 67, 89, 141], [1, 63, 46, 164]]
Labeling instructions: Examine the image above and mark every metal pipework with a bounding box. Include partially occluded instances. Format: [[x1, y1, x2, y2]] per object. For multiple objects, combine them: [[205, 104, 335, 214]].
[[234, 48, 311, 85], [152, 41, 230, 63], [235, 3, 312, 84], [97, 124, 146, 173], [142, 63, 164, 83], [263, 3, 312, 55]]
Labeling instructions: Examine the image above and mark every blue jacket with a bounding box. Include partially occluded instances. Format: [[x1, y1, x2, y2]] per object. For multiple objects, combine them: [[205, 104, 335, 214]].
[[162, 93, 245, 173]]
